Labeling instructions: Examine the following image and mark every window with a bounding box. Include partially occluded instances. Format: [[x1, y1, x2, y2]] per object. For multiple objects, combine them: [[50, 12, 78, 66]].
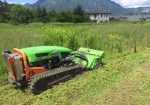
[[147, 17, 150, 19], [35, 53, 49, 58], [61, 52, 70, 58], [106, 14, 108, 17], [94, 14, 96, 19]]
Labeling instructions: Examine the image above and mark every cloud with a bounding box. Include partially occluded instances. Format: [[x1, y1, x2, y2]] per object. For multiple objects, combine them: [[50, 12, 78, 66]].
[[111, 0, 150, 7]]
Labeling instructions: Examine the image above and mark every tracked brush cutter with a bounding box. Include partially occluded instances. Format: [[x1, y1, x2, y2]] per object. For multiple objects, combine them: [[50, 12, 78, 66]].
[[2, 46, 104, 93]]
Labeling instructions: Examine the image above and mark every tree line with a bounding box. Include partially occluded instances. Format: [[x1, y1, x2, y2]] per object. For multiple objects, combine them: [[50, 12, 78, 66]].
[[0, 2, 90, 24]]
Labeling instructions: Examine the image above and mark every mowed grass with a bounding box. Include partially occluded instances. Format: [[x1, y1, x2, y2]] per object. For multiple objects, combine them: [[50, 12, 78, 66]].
[[87, 63, 150, 105], [85, 51, 150, 105], [0, 22, 150, 105]]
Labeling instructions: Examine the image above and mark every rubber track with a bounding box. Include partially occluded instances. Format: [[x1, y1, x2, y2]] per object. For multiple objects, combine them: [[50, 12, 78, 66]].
[[29, 64, 83, 93]]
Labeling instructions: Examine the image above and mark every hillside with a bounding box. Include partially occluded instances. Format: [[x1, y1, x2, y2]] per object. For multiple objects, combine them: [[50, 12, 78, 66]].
[[128, 7, 150, 14], [25, 0, 150, 15], [26, 0, 127, 15]]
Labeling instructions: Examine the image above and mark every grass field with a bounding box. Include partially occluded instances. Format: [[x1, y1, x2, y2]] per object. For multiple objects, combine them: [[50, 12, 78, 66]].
[[0, 22, 150, 105]]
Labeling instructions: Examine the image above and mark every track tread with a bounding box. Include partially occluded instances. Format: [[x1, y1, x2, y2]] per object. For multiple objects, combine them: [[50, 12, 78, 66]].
[[28, 64, 83, 93]]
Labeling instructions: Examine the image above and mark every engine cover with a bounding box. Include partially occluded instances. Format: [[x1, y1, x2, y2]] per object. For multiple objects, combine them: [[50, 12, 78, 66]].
[[2, 51, 24, 82]]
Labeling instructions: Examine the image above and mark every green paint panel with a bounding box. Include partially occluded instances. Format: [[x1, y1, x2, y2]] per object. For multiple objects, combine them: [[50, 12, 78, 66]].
[[20, 46, 71, 63]]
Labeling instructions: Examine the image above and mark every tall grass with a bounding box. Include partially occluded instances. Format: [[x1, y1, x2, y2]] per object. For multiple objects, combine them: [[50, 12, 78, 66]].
[[0, 23, 44, 76], [0, 22, 150, 77], [44, 22, 150, 53]]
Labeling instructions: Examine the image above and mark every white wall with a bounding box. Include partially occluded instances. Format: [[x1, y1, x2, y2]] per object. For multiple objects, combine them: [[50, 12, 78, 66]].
[[126, 15, 143, 22], [89, 13, 110, 22], [124, 15, 150, 22], [89, 15, 96, 20], [144, 15, 150, 21], [146, 18, 150, 21]]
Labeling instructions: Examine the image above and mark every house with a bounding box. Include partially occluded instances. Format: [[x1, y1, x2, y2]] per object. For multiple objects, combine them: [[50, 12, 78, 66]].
[[0, 0, 8, 13], [0, 6, 8, 15], [120, 9, 150, 22], [88, 11, 111, 22], [146, 16, 150, 21], [120, 14, 150, 22]]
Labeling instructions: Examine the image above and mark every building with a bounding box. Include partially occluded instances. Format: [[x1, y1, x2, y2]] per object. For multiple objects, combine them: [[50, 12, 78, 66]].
[[120, 14, 150, 22], [0, 0, 8, 13], [146, 16, 150, 21], [88, 11, 111, 22], [120, 9, 150, 22], [0, 6, 7, 11]]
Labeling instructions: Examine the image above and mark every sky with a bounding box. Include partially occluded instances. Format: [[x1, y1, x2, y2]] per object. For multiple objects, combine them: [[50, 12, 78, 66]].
[[111, 0, 150, 8], [5, 0, 37, 4], [3, 0, 150, 8]]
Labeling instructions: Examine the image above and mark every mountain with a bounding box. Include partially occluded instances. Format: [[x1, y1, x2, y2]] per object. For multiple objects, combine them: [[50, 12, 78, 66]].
[[127, 7, 150, 14], [25, 0, 128, 15]]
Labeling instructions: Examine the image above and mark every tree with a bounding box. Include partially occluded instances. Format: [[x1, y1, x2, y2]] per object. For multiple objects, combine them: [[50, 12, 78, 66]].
[[0, 0, 10, 23], [0, 10, 10, 22], [73, 5, 84, 16], [56, 10, 73, 22], [41, 7, 49, 23], [0, 0, 2, 6], [48, 10, 57, 22], [34, 6, 42, 22], [10, 5, 33, 24], [34, 6, 49, 23], [73, 5, 89, 23]]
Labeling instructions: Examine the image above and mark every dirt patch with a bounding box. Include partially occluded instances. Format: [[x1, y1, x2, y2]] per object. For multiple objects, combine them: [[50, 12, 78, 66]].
[[139, 60, 150, 71]]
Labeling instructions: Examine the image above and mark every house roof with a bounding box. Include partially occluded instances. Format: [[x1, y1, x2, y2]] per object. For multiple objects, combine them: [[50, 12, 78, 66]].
[[88, 10, 111, 15]]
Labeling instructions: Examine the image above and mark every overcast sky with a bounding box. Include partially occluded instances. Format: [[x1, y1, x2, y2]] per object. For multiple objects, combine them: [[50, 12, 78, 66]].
[[112, 0, 150, 7], [4, 0, 150, 8]]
